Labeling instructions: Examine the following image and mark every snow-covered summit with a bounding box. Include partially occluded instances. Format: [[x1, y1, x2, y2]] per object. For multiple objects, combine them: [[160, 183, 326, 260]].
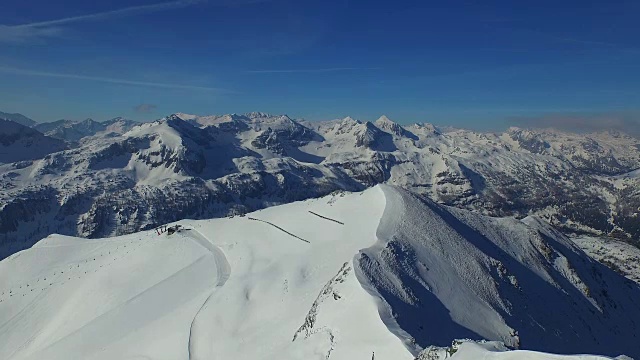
[[374, 115, 416, 138], [173, 112, 198, 121]]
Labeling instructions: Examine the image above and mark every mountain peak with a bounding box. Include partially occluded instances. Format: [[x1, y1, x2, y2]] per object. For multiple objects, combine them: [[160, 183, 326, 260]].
[[172, 112, 198, 121], [0, 111, 36, 127], [341, 116, 360, 124], [373, 115, 415, 139], [245, 111, 273, 119], [375, 115, 394, 124], [105, 117, 125, 122]]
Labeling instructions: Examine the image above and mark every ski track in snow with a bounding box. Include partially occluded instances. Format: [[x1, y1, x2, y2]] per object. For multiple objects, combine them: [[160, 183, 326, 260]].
[[185, 228, 230, 360], [308, 211, 345, 225], [247, 217, 311, 244]]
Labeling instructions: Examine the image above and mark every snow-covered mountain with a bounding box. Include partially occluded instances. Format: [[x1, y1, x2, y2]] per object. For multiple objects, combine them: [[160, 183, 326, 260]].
[[1, 186, 637, 359], [1, 112, 639, 258], [572, 235, 640, 284], [33, 117, 138, 143], [0, 119, 67, 164], [0, 111, 36, 127]]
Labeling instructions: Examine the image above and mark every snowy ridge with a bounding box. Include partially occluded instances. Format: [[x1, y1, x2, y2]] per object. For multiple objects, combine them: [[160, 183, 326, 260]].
[[1, 186, 638, 359], [358, 186, 640, 357], [1, 113, 640, 258]]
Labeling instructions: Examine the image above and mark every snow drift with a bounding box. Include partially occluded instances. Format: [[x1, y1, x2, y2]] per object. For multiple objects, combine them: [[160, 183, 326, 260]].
[[0, 185, 638, 360]]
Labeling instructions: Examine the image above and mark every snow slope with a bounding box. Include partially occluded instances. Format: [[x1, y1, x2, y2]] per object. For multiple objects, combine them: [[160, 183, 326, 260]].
[[418, 340, 632, 360], [1, 186, 639, 359], [572, 235, 640, 284], [0, 228, 224, 360], [358, 187, 640, 357]]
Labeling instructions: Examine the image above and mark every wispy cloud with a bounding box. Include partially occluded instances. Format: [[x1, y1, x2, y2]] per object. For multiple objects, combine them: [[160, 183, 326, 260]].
[[16, 0, 204, 28], [0, 0, 266, 43], [508, 111, 640, 138], [245, 67, 382, 74], [134, 103, 158, 113], [0, 0, 204, 43], [0, 65, 228, 92], [551, 36, 640, 54]]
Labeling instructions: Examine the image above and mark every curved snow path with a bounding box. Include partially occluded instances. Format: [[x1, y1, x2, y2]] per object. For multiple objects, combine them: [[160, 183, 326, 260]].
[[184, 229, 230, 360], [184, 229, 231, 287], [11, 228, 230, 360]]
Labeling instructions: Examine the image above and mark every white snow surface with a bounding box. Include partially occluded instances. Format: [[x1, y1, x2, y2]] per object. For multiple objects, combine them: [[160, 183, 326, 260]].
[[419, 340, 631, 360], [1, 186, 639, 360]]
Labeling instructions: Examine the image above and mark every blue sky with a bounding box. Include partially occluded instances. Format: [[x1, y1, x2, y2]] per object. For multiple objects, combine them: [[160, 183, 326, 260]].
[[1, 0, 639, 133]]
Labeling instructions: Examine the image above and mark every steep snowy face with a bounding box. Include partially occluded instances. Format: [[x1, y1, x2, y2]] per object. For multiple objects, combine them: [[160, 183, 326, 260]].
[[123, 118, 207, 179], [0, 186, 637, 360], [357, 186, 640, 358], [375, 115, 417, 140], [0, 119, 67, 164], [246, 113, 317, 156], [2, 112, 640, 258]]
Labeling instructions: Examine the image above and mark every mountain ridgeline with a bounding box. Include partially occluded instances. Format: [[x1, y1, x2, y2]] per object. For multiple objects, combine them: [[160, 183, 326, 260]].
[[1, 112, 639, 258]]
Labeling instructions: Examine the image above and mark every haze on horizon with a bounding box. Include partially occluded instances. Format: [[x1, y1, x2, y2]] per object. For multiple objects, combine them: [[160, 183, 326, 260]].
[[1, 0, 639, 135]]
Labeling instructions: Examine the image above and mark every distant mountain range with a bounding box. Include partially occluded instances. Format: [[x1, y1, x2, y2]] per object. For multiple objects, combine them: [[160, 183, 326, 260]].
[[1, 111, 639, 258], [0, 111, 36, 127], [0, 119, 67, 164], [0, 114, 138, 163], [33, 117, 138, 143]]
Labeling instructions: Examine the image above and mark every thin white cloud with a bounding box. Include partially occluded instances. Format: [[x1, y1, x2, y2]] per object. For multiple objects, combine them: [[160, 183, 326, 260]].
[[246, 67, 382, 74], [0, 0, 265, 43], [552, 36, 640, 53], [13, 0, 205, 29], [0, 65, 228, 92], [0, 25, 65, 43]]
